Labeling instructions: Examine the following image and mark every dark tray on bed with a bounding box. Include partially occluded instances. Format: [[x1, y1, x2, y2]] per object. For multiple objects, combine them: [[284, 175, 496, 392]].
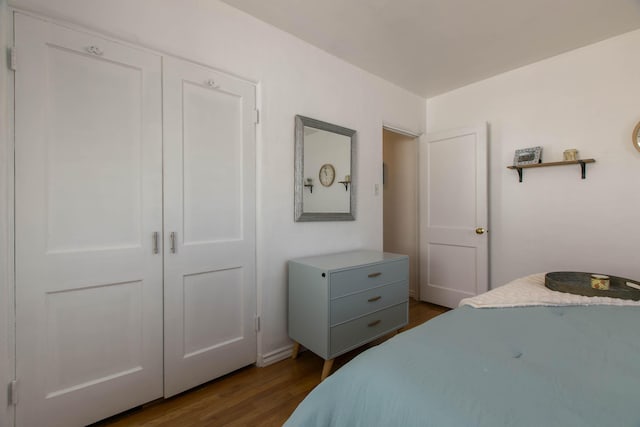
[[545, 272, 640, 301]]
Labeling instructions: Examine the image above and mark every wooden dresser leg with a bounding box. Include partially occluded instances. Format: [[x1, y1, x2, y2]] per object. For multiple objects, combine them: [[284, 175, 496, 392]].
[[320, 359, 334, 381], [291, 342, 300, 359]]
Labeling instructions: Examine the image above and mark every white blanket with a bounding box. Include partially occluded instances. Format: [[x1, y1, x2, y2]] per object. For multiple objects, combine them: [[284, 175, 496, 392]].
[[459, 273, 640, 308]]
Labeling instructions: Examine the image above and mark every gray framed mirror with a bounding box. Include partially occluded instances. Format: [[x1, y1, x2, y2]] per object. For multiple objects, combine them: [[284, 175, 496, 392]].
[[294, 115, 356, 221]]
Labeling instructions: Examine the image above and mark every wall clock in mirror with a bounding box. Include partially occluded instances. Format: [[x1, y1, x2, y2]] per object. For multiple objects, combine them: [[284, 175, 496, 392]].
[[633, 121, 640, 153], [319, 163, 336, 186]]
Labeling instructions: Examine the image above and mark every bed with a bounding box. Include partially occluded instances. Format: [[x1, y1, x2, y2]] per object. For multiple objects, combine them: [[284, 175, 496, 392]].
[[284, 274, 640, 427]]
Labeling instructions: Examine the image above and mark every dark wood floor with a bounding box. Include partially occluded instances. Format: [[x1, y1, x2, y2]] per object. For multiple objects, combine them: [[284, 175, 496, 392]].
[[94, 299, 448, 427]]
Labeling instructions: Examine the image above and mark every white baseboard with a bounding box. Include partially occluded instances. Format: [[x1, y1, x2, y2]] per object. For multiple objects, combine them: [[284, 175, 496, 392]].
[[257, 344, 294, 367]]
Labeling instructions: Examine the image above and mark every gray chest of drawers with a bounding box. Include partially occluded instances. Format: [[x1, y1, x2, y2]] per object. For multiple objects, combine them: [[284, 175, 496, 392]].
[[288, 250, 409, 379]]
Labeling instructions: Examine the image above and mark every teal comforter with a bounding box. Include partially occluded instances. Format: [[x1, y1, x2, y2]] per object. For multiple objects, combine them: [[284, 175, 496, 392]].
[[284, 305, 640, 427]]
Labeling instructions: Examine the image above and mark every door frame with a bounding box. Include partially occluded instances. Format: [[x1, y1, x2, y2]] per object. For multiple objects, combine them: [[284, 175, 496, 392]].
[[382, 123, 423, 300], [3, 9, 263, 425], [1, 2, 15, 426], [382, 124, 422, 299]]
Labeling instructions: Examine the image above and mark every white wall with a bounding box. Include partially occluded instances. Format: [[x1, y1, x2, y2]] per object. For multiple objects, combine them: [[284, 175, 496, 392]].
[[427, 29, 640, 288], [4, 0, 426, 373]]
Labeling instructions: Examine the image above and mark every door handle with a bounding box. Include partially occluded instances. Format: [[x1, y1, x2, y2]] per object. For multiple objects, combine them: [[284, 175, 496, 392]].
[[152, 232, 159, 254], [170, 232, 177, 253], [475, 227, 487, 235]]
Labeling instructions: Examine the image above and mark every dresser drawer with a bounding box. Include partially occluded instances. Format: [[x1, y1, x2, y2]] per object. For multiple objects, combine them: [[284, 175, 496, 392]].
[[329, 302, 407, 357], [329, 259, 408, 298], [330, 281, 408, 326]]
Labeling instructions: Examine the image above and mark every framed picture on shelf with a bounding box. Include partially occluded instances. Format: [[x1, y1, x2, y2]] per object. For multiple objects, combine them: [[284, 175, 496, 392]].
[[513, 146, 542, 166]]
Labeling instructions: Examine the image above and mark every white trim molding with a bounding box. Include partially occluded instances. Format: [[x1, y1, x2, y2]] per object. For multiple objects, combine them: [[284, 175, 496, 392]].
[[257, 344, 295, 367], [1, 2, 15, 426], [382, 122, 423, 138]]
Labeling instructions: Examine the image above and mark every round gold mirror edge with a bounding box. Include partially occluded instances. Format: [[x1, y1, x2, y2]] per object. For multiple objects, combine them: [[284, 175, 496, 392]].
[[633, 120, 640, 153]]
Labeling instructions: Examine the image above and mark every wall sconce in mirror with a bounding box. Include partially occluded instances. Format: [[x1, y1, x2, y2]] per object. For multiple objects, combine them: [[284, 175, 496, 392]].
[[304, 177, 314, 193], [338, 175, 351, 191], [294, 115, 356, 221]]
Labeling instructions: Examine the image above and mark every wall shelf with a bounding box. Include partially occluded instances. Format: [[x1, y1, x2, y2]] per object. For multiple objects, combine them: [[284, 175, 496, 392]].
[[507, 159, 596, 182]]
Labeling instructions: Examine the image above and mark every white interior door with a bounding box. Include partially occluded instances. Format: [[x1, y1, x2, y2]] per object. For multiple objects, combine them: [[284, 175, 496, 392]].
[[163, 57, 257, 397], [419, 124, 488, 307], [14, 13, 163, 427]]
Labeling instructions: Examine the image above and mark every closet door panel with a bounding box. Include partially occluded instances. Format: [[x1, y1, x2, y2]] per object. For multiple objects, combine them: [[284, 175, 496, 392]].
[[183, 269, 244, 356], [163, 57, 257, 397], [14, 14, 163, 427], [182, 82, 243, 243], [46, 45, 142, 251]]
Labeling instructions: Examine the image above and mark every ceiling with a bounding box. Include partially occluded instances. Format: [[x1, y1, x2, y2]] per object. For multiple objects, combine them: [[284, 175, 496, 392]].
[[221, 0, 640, 98]]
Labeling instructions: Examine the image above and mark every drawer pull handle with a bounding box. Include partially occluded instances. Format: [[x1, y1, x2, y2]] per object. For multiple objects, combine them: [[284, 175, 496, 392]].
[[368, 272, 382, 278], [367, 296, 382, 302], [367, 320, 381, 327]]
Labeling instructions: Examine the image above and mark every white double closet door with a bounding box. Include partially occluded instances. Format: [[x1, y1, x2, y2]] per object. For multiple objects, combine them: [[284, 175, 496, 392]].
[[14, 13, 256, 427]]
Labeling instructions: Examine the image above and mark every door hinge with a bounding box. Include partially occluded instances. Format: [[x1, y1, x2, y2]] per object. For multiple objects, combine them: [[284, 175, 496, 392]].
[[8, 47, 16, 71], [253, 109, 260, 124], [254, 315, 261, 332], [9, 380, 18, 406]]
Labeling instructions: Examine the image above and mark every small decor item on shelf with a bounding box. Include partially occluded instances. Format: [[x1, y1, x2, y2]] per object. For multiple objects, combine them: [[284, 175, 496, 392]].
[[591, 274, 610, 290], [563, 149, 578, 161], [513, 146, 542, 166]]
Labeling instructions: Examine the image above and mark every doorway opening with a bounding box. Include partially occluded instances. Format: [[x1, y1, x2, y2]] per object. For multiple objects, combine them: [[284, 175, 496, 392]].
[[382, 128, 419, 299]]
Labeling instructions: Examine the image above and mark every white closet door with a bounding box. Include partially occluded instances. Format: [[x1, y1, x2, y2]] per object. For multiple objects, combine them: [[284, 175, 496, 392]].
[[14, 14, 163, 427], [163, 57, 257, 397]]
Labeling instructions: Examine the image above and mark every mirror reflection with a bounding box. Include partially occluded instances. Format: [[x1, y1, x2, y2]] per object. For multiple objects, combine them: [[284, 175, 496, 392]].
[[303, 128, 350, 213], [294, 115, 356, 221]]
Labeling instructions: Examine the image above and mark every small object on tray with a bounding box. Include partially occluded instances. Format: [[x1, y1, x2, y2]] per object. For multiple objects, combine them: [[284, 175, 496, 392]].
[[545, 271, 640, 301], [590, 274, 609, 290], [627, 281, 640, 291]]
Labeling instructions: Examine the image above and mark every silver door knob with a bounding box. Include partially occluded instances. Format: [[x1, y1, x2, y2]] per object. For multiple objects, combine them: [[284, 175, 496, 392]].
[[475, 227, 486, 235]]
